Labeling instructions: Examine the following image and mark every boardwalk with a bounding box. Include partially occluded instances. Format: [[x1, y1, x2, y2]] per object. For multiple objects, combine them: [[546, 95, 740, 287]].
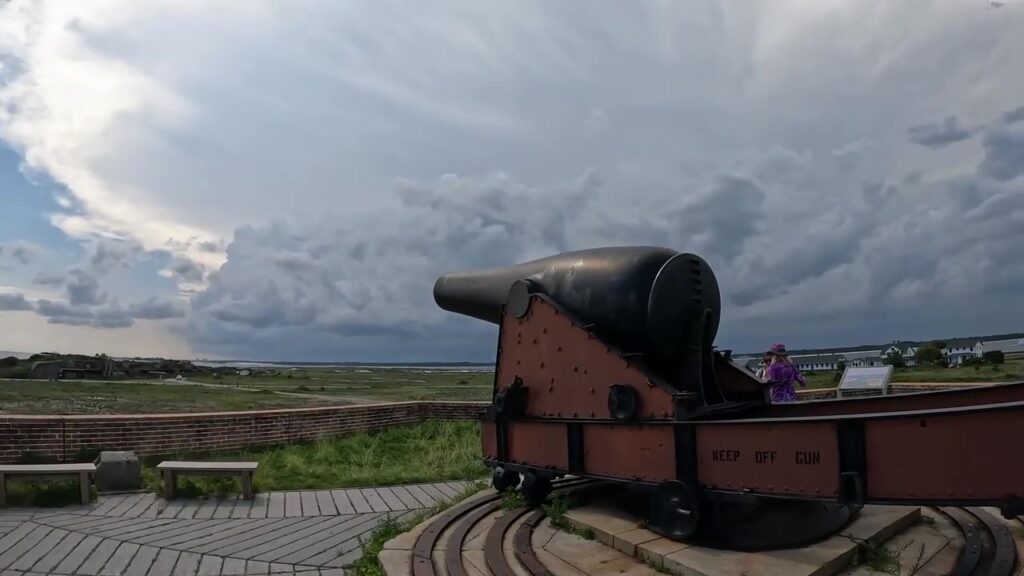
[[0, 481, 476, 576]]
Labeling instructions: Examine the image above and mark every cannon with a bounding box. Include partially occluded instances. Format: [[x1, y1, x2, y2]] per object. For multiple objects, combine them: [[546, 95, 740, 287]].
[[434, 246, 1024, 545]]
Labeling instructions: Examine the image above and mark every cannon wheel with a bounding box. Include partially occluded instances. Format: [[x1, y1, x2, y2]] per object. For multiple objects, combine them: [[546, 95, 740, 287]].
[[521, 472, 552, 506], [492, 468, 521, 493], [651, 480, 703, 540]]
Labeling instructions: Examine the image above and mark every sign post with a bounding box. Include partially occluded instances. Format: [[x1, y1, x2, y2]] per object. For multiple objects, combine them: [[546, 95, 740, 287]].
[[837, 366, 894, 398]]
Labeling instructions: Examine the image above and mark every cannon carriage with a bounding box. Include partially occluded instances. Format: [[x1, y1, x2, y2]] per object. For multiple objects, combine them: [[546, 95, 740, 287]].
[[434, 246, 1024, 543]]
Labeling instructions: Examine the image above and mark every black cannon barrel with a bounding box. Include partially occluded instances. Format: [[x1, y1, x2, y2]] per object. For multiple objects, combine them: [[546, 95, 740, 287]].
[[433, 246, 721, 358]]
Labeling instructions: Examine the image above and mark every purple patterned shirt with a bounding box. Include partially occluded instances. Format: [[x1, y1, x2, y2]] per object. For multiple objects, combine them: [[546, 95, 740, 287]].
[[766, 362, 806, 403]]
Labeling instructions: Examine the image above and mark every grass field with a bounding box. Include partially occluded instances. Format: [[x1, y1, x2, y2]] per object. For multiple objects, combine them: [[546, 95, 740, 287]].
[[800, 359, 1023, 388], [139, 420, 487, 495], [0, 380, 352, 414], [189, 367, 494, 402], [3, 420, 487, 505], [2, 360, 1021, 414]]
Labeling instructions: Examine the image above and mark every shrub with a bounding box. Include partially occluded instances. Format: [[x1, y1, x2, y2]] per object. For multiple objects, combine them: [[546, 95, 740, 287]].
[[983, 351, 1005, 364]]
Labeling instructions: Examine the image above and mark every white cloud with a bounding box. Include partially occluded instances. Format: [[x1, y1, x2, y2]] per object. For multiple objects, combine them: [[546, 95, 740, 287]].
[[1, 0, 1023, 359]]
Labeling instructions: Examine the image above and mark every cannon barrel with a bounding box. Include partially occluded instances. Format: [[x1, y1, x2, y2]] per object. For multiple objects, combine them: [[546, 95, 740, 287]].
[[433, 246, 721, 359]]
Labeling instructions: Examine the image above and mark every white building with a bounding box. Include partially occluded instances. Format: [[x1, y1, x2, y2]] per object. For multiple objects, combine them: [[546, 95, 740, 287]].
[[981, 338, 1024, 360], [942, 338, 984, 365], [842, 350, 885, 367], [881, 343, 918, 367], [792, 353, 846, 372]]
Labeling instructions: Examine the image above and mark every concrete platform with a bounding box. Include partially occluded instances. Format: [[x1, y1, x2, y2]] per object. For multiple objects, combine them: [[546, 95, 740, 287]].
[[563, 500, 923, 576]]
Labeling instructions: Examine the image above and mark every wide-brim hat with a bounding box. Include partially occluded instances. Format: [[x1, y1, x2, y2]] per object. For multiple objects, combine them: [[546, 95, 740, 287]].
[[767, 343, 788, 356]]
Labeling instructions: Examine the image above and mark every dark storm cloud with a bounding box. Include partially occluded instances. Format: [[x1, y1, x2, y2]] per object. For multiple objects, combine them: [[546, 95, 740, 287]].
[[1003, 106, 1024, 125], [32, 273, 67, 287], [0, 292, 32, 311], [88, 238, 143, 274], [170, 257, 205, 283], [66, 269, 106, 306], [906, 115, 978, 148], [128, 296, 186, 320], [35, 299, 133, 328], [0, 241, 43, 265], [977, 123, 1024, 182]]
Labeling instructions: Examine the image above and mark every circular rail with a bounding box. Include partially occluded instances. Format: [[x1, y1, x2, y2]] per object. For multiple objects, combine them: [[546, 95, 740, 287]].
[[407, 486, 1021, 576]]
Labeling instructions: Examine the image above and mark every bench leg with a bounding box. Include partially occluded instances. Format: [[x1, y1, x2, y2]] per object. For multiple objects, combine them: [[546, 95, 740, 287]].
[[163, 470, 176, 499], [241, 472, 253, 500], [0, 473, 5, 507], [79, 471, 91, 505]]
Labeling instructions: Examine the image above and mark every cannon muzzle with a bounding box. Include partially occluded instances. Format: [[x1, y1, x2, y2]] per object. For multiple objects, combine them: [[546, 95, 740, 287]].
[[433, 246, 720, 359]]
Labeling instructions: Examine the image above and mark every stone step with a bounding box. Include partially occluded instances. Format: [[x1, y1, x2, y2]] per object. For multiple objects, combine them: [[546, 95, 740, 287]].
[[563, 501, 922, 576]]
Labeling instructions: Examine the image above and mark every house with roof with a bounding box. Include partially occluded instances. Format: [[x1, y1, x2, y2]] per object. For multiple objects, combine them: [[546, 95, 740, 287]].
[[881, 342, 918, 367], [982, 338, 1024, 360], [841, 350, 885, 367], [792, 353, 846, 372], [942, 338, 984, 365]]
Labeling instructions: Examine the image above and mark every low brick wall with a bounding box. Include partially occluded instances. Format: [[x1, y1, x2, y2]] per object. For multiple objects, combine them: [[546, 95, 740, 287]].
[[0, 401, 489, 464], [0, 383, 993, 463]]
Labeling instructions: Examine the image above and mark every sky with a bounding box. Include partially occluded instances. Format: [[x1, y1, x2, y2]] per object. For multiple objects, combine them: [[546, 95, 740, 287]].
[[0, 0, 1022, 362]]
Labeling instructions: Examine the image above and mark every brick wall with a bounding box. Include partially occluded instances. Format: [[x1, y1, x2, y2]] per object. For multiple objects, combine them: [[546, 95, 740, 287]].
[[0, 383, 988, 463], [0, 401, 489, 464]]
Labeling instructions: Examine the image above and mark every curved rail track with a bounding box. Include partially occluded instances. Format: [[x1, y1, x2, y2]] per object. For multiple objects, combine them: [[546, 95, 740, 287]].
[[402, 480, 1023, 576]]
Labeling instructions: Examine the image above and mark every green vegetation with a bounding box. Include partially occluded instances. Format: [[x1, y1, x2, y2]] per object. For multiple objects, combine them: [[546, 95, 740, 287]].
[[2, 479, 99, 507], [915, 345, 944, 366], [848, 535, 910, 576], [542, 495, 594, 540], [349, 479, 488, 576], [190, 367, 493, 403], [0, 380, 349, 414], [140, 420, 487, 496], [500, 490, 526, 510], [801, 358, 1024, 389]]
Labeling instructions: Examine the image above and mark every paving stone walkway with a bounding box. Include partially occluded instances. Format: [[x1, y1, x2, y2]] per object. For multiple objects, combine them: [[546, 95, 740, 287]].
[[0, 480, 476, 576]]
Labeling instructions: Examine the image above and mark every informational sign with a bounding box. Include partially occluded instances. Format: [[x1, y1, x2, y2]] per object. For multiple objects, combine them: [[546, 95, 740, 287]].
[[837, 366, 893, 398]]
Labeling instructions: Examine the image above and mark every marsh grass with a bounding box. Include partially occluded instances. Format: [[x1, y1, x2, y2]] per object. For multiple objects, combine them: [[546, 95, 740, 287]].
[[140, 420, 487, 497]]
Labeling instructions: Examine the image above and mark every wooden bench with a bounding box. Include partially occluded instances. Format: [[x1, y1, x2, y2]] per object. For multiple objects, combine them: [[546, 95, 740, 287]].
[[157, 461, 259, 499], [0, 463, 96, 506]]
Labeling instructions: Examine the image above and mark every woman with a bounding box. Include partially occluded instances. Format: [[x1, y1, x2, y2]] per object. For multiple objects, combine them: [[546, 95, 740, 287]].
[[763, 344, 805, 403]]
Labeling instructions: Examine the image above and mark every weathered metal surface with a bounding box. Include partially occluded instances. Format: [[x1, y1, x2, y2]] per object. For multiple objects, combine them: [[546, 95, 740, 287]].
[[942, 507, 983, 576], [865, 410, 1024, 500], [582, 424, 676, 482], [484, 508, 531, 576], [513, 510, 554, 576], [508, 421, 568, 470], [444, 501, 501, 576], [433, 246, 720, 363], [764, 381, 1024, 417], [696, 422, 840, 498], [495, 297, 676, 421], [968, 507, 1016, 576], [481, 421, 498, 460]]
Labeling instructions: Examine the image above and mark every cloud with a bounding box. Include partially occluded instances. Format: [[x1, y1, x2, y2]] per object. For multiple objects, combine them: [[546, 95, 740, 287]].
[[906, 115, 978, 148], [0, 241, 43, 265], [2, 2, 1024, 359], [0, 292, 32, 311], [65, 269, 106, 306], [35, 299, 133, 328], [32, 272, 66, 287], [1004, 106, 1024, 125], [977, 122, 1024, 181], [169, 257, 205, 284], [88, 238, 144, 275], [129, 296, 186, 320]]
